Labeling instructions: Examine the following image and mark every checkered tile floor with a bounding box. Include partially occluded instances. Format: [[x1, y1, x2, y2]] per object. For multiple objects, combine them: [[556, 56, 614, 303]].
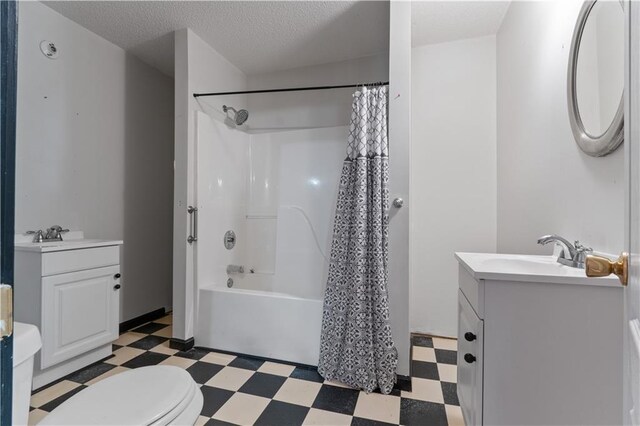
[[28, 314, 463, 425]]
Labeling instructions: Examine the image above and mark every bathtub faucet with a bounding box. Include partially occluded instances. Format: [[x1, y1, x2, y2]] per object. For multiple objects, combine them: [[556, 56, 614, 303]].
[[226, 264, 245, 275]]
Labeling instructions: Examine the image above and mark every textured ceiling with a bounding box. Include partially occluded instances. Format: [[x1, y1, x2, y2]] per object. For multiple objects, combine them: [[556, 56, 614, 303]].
[[412, 1, 510, 47], [43, 1, 390, 77]]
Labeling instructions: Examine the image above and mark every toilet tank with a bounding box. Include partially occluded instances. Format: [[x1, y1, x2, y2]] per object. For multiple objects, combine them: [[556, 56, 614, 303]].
[[13, 322, 42, 426]]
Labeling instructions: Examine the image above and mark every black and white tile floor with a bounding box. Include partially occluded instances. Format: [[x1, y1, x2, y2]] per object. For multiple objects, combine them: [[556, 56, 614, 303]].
[[29, 314, 463, 425]]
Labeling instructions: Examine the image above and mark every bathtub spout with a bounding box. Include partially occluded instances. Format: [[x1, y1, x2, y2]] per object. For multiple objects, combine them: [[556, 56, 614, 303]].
[[226, 264, 245, 274]]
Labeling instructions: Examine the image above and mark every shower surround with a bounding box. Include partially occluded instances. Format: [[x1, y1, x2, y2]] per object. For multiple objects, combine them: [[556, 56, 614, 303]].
[[194, 111, 347, 365], [173, 28, 408, 374]]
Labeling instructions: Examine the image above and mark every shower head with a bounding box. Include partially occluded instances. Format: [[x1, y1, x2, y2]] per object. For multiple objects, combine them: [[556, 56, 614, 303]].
[[235, 109, 249, 125], [223, 105, 249, 126]]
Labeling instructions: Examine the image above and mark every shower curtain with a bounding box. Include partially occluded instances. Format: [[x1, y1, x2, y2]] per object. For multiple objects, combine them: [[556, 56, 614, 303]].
[[317, 85, 398, 394]]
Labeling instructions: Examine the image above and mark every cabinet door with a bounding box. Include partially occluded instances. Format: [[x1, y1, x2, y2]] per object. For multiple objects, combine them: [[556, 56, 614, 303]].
[[458, 290, 484, 425], [41, 265, 120, 368]]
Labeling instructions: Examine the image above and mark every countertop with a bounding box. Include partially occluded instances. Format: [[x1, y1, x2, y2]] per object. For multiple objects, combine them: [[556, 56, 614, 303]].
[[15, 239, 123, 253], [455, 252, 620, 287]]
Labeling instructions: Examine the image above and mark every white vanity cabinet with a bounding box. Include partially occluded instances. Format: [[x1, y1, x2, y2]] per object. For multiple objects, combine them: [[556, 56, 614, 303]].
[[455, 252, 623, 426], [456, 290, 483, 426], [15, 239, 123, 388]]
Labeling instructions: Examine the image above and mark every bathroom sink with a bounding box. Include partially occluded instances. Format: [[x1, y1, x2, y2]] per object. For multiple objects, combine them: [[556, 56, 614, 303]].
[[29, 241, 65, 248], [480, 256, 572, 275], [455, 252, 619, 286]]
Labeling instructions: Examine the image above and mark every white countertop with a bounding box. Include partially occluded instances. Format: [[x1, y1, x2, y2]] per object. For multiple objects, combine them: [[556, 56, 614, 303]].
[[455, 252, 620, 287], [15, 239, 123, 253]]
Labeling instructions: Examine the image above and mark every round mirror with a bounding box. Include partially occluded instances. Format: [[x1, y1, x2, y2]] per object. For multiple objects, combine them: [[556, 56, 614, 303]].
[[568, 0, 624, 157]]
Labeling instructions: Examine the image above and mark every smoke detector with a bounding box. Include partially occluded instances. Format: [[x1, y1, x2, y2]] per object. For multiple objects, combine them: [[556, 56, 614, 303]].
[[39, 41, 58, 59]]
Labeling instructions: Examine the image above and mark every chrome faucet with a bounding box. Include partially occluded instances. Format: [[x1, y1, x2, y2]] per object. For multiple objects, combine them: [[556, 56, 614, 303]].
[[26, 230, 45, 243], [537, 234, 593, 268], [26, 225, 69, 243], [44, 225, 69, 241]]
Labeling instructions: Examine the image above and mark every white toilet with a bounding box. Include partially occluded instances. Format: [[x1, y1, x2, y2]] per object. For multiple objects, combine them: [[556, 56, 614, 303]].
[[14, 322, 203, 425], [13, 322, 42, 426]]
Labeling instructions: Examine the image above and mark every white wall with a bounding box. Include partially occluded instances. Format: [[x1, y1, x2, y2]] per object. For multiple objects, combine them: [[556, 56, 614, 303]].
[[247, 53, 388, 130], [173, 28, 247, 341], [17, 2, 174, 322], [497, 1, 625, 256], [389, 1, 412, 376], [410, 36, 497, 337]]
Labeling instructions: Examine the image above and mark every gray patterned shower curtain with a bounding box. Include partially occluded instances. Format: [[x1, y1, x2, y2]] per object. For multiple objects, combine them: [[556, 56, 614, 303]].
[[317, 86, 398, 395]]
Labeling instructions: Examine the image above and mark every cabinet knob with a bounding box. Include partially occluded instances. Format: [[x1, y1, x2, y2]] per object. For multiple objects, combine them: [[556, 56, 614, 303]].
[[464, 353, 476, 363], [114, 273, 121, 279], [464, 332, 476, 342], [114, 284, 121, 290]]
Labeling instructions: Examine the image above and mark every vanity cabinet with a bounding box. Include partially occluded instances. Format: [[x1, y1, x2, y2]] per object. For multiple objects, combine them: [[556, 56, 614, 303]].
[[457, 291, 483, 426], [15, 240, 123, 388], [41, 264, 120, 368], [456, 253, 623, 426]]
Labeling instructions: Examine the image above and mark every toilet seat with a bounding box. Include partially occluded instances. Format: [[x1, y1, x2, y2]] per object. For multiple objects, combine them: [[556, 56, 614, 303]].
[[39, 365, 203, 425]]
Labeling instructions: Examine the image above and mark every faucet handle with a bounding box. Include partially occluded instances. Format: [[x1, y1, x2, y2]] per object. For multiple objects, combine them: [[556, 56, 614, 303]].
[[45, 226, 69, 241], [574, 241, 593, 252], [26, 230, 45, 243], [573, 241, 593, 266], [47, 225, 69, 233]]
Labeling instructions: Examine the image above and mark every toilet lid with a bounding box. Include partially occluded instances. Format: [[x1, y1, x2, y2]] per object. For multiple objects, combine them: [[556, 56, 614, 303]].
[[40, 366, 197, 425], [13, 322, 41, 367]]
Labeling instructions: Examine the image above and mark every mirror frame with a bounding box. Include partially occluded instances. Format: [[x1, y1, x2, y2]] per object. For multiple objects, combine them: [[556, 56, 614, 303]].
[[567, 0, 624, 157]]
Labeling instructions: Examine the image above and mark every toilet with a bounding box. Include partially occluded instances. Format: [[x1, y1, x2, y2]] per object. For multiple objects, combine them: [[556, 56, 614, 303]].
[[14, 322, 203, 425], [13, 322, 42, 426]]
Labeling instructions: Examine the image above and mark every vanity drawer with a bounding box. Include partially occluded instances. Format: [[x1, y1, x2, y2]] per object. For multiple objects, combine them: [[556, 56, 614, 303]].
[[459, 264, 483, 318], [42, 246, 120, 276], [458, 289, 484, 426]]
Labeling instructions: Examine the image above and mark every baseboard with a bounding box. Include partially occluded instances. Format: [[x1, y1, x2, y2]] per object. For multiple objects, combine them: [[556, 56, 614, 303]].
[[170, 337, 195, 351], [119, 307, 166, 333], [410, 331, 456, 340], [196, 345, 318, 370]]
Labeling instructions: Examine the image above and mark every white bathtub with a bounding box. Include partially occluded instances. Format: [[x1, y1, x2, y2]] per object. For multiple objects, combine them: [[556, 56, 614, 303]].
[[196, 276, 323, 366]]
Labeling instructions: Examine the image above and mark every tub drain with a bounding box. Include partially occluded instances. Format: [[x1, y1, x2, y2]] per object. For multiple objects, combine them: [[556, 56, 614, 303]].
[[227, 278, 234, 288]]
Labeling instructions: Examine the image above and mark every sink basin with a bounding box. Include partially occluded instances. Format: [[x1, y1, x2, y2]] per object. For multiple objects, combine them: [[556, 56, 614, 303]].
[[31, 242, 62, 248], [480, 256, 573, 276], [455, 252, 619, 286]]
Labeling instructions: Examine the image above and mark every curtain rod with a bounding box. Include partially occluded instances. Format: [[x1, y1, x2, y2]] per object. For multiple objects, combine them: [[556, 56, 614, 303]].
[[193, 81, 389, 98]]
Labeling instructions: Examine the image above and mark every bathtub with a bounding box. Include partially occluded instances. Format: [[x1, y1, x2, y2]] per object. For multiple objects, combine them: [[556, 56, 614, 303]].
[[196, 274, 323, 366]]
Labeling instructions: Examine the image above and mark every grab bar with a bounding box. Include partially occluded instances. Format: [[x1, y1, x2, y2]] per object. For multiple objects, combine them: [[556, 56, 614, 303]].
[[187, 206, 198, 244]]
